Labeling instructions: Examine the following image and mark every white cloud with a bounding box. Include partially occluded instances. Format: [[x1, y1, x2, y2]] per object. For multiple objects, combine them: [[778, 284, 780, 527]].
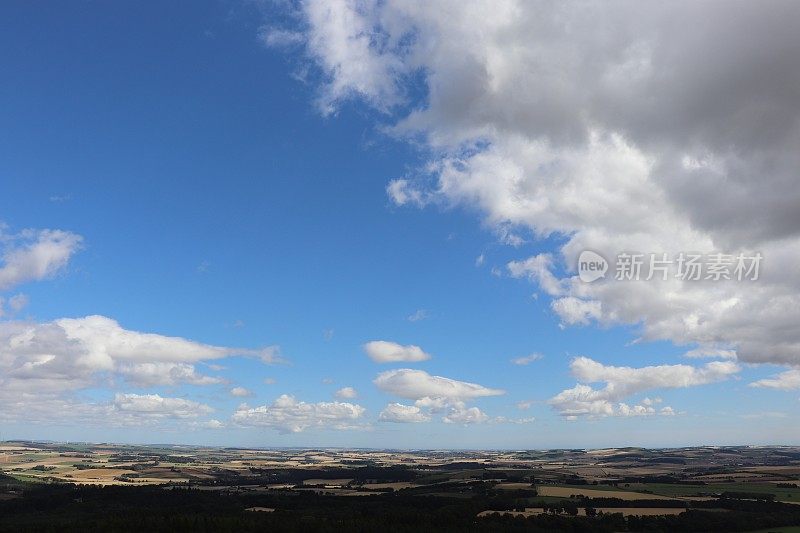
[[363, 340, 431, 363], [113, 393, 213, 420], [684, 347, 738, 359], [259, 26, 305, 48], [508, 254, 565, 297], [374, 368, 504, 401], [200, 419, 225, 429], [287, 0, 406, 115], [7, 293, 28, 314], [0, 227, 82, 290], [516, 400, 532, 410], [617, 403, 656, 417], [232, 394, 366, 433], [750, 369, 800, 390], [0, 315, 282, 393], [641, 397, 661, 406], [118, 362, 223, 387], [375, 369, 503, 424], [231, 386, 254, 398], [274, 1, 800, 388], [256, 346, 284, 364], [0, 391, 218, 428], [407, 309, 428, 322], [387, 179, 429, 207], [335, 386, 358, 399], [549, 356, 738, 418], [493, 415, 535, 425], [264, 377, 277, 385], [511, 353, 542, 366], [442, 402, 489, 425], [379, 403, 430, 423]]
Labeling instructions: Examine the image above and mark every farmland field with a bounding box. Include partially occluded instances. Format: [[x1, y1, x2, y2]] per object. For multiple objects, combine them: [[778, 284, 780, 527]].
[[2, 442, 800, 531]]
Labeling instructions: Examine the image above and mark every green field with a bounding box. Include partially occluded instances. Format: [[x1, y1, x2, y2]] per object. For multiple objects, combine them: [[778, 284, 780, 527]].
[[627, 482, 799, 502], [553, 483, 630, 493]]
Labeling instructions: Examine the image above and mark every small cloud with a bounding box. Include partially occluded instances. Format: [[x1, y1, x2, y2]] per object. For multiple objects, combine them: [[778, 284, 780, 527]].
[[258, 26, 305, 48], [497, 225, 525, 247], [684, 346, 737, 359], [231, 319, 245, 329], [322, 377, 334, 384], [230, 387, 254, 398], [475, 254, 485, 267], [749, 369, 800, 390], [207, 364, 226, 372], [202, 419, 224, 429], [3, 293, 28, 315], [379, 403, 430, 423], [407, 309, 428, 322], [511, 353, 543, 366], [492, 416, 535, 424], [263, 377, 277, 385], [257, 346, 284, 364], [335, 387, 358, 399], [516, 401, 532, 410], [233, 394, 366, 433], [363, 340, 432, 363], [49, 194, 72, 203], [641, 397, 662, 406], [196, 260, 211, 274], [386, 179, 430, 207], [323, 328, 335, 341]]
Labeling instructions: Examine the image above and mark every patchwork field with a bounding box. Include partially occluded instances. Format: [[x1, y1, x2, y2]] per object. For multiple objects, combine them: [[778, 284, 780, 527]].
[[537, 485, 678, 500], [2, 442, 800, 531]]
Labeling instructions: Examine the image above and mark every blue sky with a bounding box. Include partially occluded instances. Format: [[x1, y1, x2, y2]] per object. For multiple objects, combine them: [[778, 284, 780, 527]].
[[0, 2, 798, 448]]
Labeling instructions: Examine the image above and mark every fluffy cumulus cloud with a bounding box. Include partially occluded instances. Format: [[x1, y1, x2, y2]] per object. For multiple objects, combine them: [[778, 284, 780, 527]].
[[335, 386, 358, 399], [379, 402, 430, 423], [374, 368, 503, 424], [363, 340, 431, 363], [232, 394, 366, 433], [549, 357, 739, 418], [273, 2, 800, 383], [0, 314, 283, 426], [750, 369, 800, 391], [230, 386, 254, 397], [113, 393, 213, 420], [0, 391, 217, 428], [0, 223, 282, 431], [374, 369, 504, 400], [442, 402, 489, 425], [119, 362, 225, 387], [0, 315, 280, 394], [0, 226, 82, 290]]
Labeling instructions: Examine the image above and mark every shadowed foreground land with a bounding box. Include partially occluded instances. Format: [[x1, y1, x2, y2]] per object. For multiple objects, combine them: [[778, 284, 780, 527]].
[[2, 442, 800, 531]]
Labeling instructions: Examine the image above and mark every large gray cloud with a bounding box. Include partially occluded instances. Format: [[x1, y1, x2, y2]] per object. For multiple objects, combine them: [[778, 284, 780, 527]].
[[268, 0, 800, 373]]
